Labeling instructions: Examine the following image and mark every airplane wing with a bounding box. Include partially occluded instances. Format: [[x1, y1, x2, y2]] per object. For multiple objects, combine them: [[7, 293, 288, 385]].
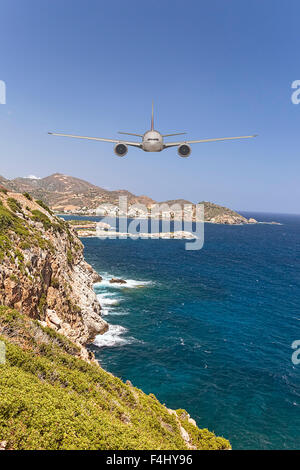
[[164, 134, 258, 148], [48, 132, 142, 148]]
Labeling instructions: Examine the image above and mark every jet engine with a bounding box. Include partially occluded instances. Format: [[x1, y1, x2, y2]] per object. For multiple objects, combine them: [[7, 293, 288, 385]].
[[178, 144, 191, 157], [114, 143, 128, 157]]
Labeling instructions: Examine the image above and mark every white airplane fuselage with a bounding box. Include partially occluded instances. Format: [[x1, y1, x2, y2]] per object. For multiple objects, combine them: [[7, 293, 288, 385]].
[[142, 130, 164, 152]]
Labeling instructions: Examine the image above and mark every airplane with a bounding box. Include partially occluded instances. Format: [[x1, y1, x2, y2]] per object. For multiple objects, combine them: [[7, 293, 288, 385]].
[[48, 103, 257, 157]]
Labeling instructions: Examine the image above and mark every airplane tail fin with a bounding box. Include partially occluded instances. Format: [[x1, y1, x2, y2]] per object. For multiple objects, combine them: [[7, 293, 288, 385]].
[[151, 101, 154, 130]]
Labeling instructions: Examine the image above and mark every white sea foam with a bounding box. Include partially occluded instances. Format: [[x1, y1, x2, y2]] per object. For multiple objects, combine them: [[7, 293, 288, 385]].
[[105, 311, 129, 316], [95, 272, 153, 290], [100, 278, 153, 289], [93, 272, 151, 346], [96, 293, 124, 316], [97, 293, 121, 306], [94, 324, 131, 348]]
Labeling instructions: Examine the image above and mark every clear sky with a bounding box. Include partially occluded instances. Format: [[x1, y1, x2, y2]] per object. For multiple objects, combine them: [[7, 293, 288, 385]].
[[0, 0, 300, 213]]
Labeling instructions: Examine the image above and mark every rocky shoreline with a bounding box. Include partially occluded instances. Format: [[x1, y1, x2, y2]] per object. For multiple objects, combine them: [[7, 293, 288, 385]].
[[79, 229, 198, 239]]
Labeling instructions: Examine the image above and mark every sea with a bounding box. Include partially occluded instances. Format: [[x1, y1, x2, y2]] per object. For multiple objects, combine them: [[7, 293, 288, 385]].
[[62, 213, 300, 450]]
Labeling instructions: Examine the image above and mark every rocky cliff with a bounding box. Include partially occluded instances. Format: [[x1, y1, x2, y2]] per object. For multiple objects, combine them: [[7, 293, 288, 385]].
[[0, 187, 108, 347]]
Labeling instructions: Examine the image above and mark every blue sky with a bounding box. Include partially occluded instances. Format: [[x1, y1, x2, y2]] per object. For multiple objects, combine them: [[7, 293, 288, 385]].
[[0, 0, 299, 213]]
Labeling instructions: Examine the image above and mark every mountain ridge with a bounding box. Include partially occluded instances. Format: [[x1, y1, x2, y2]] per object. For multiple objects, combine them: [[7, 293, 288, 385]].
[[0, 173, 253, 224]]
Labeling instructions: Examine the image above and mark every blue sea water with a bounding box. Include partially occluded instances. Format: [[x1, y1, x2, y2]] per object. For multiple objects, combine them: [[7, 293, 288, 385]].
[[64, 213, 300, 449]]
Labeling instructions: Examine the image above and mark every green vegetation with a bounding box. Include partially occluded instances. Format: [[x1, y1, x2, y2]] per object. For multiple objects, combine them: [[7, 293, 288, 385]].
[[199, 201, 244, 221], [7, 197, 23, 213], [66, 249, 74, 265], [175, 410, 229, 450], [31, 209, 52, 230], [36, 199, 53, 215], [0, 213, 13, 230], [68, 220, 96, 226], [0, 194, 56, 261], [38, 293, 47, 315], [30, 208, 75, 239], [0, 307, 230, 450], [0, 202, 29, 260], [23, 192, 32, 201], [50, 277, 59, 289]]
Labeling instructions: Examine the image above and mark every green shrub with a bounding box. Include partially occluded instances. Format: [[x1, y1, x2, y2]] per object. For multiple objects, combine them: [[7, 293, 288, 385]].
[[31, 210, 52, 231], [23, 192, 32, 201], [0, 214, 13, 230], [50, 277, 59, 289], [36, 200, 53, 215], [7, 197, 23, 213], [38, 293, 47, 315], [66, 249, 73, 265], [15, 249, 24, 262]]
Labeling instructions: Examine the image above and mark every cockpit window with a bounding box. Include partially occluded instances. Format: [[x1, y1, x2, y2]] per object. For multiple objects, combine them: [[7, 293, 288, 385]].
[[147, 138, 159, 141]]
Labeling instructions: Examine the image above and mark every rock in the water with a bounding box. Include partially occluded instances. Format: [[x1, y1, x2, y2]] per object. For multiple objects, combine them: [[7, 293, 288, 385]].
[[109, 278, 127, 284], [248, 218, 258, 224], [92, 272, 102, 283]]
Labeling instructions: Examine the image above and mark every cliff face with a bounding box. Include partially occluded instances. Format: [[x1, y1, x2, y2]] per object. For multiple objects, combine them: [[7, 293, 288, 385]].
[[0, 188, 107, 345]]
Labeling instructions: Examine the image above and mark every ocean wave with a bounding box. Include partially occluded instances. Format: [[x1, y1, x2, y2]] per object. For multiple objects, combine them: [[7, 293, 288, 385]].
[[101, 279, 153, 289], [95, 273, 153, 289], [93, 324, 133, 348], [103, 311, 129, 316], [97, 293, 121, 306]]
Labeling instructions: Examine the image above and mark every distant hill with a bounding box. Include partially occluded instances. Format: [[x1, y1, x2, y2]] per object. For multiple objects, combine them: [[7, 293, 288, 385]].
[[2, 173, 154, 213], [1, 173, 253, 224], [0, 175, 8, 185]]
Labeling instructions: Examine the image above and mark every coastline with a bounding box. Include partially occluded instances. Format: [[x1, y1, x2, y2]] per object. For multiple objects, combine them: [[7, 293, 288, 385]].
[[91, 274, 152, 349], [59, 213, 282, 228]]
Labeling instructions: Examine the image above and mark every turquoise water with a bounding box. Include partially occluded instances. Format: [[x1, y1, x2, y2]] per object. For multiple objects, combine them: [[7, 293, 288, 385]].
[[64, 213, 300, 449]]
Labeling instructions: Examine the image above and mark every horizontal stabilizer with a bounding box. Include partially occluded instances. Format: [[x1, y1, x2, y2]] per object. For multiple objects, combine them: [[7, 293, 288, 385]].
[[162, 132, 187, 137], [118, 132, 143, 137]]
